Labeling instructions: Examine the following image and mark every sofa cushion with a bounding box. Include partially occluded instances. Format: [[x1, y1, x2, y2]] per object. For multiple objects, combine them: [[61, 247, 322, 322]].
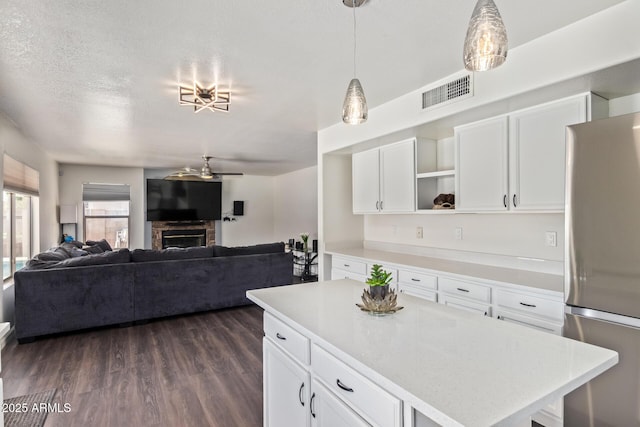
[[85, 239, 113, 252], [57, 248, 131, 267], [24, 259, 63, 270], [131, 246, 214, 262], [34, 248, 69, 262], [212, 242, 285, 257]]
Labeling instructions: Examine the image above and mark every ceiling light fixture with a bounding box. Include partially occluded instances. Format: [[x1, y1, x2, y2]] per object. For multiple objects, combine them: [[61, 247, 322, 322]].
[[342, 0, 368, 125], [463, 0, 508, 72], [178, 81, 231, 113]]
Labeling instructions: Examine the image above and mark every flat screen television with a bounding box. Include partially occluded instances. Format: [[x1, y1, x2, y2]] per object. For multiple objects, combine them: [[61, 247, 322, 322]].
[[146, 179, 222, 221]]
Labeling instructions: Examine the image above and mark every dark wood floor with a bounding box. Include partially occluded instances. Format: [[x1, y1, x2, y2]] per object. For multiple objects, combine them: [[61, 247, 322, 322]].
[[1, 305, 265, 427]]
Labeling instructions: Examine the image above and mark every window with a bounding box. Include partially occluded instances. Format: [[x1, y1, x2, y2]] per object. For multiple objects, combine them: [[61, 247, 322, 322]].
[[3, 155, 38, 280], [82, 184, 130, 249]]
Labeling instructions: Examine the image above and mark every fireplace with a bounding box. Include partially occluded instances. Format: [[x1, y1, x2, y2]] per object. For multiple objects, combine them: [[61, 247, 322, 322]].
[[151, 220, 215, 250], [162, 229, 206, 249]]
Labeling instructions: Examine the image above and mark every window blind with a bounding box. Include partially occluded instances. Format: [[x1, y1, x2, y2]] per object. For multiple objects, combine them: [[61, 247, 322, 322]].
[[82, 183, 131, 201], [3, 154, 39, 196]]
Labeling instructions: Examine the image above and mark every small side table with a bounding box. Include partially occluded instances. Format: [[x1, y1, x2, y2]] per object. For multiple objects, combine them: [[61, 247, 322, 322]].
[[291, 249, 318, 282]]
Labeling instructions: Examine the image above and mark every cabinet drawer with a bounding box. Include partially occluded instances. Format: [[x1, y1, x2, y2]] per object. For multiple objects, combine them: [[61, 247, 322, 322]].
[[331, 269, 367, 283], [264, 312, 310, 365], [398, 269, 437, 290], [398, 282, 437, 302], [495, 289, 563, 321], [312, 345, 401, 427], [333, 256, 367, 276], [441, 294, 491, 316], [439, 277, 491, 302]]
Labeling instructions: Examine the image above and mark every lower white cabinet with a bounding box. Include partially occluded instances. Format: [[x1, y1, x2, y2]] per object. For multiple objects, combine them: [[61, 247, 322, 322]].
[[332, 256, 367, 282], [310, 379, 371, 427], [263, 338, 310, 427]]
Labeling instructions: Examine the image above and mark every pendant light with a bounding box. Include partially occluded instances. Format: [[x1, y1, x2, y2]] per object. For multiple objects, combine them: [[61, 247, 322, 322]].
[[463, 0, 508, 72], [342, 0, 368, 125]]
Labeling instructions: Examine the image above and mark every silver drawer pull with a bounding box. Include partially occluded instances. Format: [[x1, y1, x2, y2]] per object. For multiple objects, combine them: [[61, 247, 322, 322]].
[[456, 287, 470, 293], [298, 383, 305, 407], [411, 278, 421, 282], [276, 333, 287, 340], [519, 302, 537, 308], [336, 379, 354, 393], [344, 264, 350, 267]]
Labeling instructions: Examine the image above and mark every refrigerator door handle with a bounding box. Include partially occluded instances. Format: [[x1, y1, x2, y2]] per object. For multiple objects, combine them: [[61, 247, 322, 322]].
[[566, 306, 640, 329]]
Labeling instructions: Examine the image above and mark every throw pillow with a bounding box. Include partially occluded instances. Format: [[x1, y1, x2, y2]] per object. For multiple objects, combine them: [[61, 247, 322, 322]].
[[85, 239, 113, 252], [82, 245, 104, 254]]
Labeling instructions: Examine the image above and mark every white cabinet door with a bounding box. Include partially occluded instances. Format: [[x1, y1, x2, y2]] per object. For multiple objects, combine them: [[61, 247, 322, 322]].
[[311, 379, 371, 427], [455, 116, 509, 211], [380, 139, 415, 213], [509, 95, 587, 210], [352, 148, 380, 214], [264, 339, 310, 427]]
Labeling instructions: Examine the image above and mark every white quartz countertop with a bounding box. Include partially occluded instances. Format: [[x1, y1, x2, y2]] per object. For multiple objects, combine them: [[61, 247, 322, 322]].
[[248, 280, 617, 426], [326, 247, 564, 295]]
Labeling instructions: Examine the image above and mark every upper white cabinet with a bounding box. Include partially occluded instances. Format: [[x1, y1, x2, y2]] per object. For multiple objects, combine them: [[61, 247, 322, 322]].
[[352, 139, 415, 214], [508, 95, 587, 210], [455, 116, 509, 211], [455, 93, 603, 212]]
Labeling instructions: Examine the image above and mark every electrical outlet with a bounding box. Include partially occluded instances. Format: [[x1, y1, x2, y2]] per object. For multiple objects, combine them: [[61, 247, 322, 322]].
[[545, 231, 557, 247], [454, 227, 463, 240], [416, 227, 423, 239]]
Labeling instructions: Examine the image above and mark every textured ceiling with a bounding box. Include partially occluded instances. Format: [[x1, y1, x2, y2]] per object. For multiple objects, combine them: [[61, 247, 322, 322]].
[[0, 0, 627, 175]]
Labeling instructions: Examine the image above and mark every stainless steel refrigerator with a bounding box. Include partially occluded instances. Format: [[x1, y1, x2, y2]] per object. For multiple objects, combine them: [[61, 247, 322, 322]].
[[564, 112, 640, 426]]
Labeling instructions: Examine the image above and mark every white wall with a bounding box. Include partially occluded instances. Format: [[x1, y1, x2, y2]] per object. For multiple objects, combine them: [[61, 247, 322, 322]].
[[274, 166, 318, 243], [0, 113, 59, 325], [365, 213, 564, 262], [219, 175, 275, 246], [58, 164, 145, 249]]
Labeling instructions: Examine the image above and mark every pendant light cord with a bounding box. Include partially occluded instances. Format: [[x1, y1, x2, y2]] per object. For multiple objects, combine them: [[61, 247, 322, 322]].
[[352, 2, 357, 78]]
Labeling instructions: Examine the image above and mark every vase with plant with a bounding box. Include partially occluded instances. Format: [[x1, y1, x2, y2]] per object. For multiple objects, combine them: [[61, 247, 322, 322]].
[[366, 264, 393, 299], [300, 232, 309, 253]]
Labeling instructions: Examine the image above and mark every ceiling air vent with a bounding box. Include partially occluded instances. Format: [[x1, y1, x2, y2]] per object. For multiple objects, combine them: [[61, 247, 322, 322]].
[[421, 74, 473, 110]]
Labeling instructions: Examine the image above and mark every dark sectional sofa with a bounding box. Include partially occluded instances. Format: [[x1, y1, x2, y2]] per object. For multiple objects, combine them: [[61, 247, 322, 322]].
[[14, 241, 293, 343]]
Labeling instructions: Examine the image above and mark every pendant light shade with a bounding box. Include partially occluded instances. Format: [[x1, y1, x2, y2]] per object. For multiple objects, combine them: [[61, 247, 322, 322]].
[[463, 0, 508, 72], [342, 78, 368, 124], [342, 1, 367, 125]]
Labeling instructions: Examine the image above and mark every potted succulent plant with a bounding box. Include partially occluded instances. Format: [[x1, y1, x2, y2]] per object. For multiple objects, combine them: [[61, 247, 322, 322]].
[[366, 264, 393, 299]]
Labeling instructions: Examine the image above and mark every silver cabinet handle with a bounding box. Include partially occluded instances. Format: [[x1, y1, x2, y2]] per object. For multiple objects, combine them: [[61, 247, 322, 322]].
[[456, 287, 470, 293], [343, 264, 350, 268], [276, 333, 286, 340], [336, 379, 354, 393], [310, 392, 316, 418], [411, 278, 421, 282], [380, 200, 383, 210], [503, 194, 507, 208], [519, 302, 536, 308], [376, 201, 379, 210], [513, 194, 517, 207]]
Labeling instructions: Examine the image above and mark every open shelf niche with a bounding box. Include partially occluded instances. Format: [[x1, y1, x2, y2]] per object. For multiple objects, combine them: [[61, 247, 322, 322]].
[[416, 137, 455, 211]]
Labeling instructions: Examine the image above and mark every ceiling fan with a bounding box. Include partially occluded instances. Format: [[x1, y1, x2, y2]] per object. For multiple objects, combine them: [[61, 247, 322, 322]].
[[164, 155, 244, 181]]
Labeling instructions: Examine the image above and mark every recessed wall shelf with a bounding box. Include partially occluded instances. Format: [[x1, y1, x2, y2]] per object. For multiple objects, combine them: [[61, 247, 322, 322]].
[[416, 138, 456, 212]]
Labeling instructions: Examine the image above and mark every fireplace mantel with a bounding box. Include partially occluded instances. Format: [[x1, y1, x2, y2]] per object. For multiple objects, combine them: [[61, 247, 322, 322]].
[[151, 220, 215, 249]]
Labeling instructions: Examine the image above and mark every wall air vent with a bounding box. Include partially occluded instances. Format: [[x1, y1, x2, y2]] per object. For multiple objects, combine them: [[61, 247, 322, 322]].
[[421, 74, 473, 110]]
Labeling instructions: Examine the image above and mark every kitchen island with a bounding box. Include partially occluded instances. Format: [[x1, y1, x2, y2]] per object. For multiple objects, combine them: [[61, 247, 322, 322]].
[[247, 279, 617, 427]]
